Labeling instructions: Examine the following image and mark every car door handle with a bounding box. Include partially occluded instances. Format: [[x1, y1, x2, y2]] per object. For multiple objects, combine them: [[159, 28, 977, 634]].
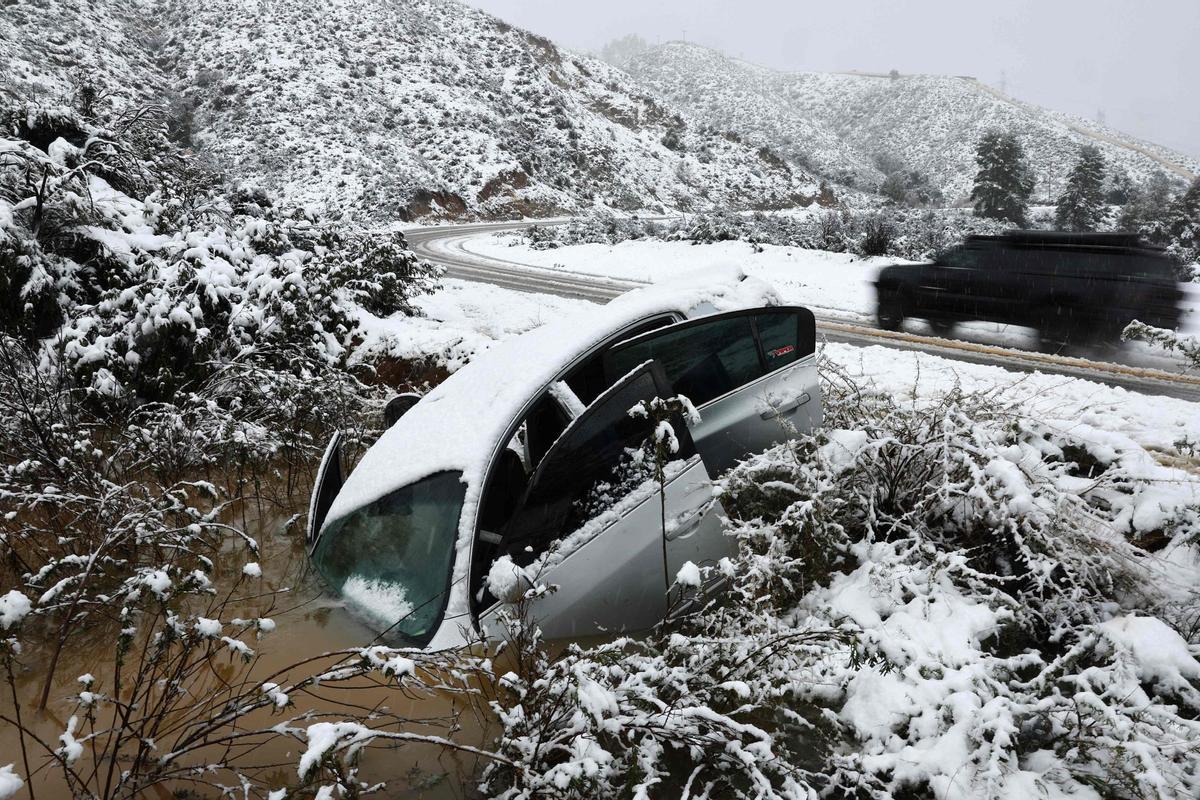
[[665, 510, 706, 542], [760, 391, 811, 420]]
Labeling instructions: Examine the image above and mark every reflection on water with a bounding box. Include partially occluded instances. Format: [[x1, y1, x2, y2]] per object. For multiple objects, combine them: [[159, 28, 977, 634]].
[[0, 505, 493, 799]]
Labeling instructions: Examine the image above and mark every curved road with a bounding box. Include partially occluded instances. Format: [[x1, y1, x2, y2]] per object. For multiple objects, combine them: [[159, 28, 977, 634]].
[[407, 222, 1200, 402]]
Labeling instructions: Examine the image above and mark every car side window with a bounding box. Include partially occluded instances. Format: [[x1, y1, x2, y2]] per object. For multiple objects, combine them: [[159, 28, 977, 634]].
[[754, 310, 814, 370], [944, 247, 974, 269], [523, 390, 571, 467], [500, 364, 695, 567], [604, 316, 762, 407], [563, 315, 678, 405]]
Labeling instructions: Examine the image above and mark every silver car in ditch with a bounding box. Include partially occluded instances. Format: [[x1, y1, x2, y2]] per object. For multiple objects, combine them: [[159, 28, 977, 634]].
[[307, 275, 821, 649]]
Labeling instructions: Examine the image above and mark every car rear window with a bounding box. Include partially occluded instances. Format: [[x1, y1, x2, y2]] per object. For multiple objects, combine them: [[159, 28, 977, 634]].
[[756, 311, 803, 369], [605, 315, 762, 406]]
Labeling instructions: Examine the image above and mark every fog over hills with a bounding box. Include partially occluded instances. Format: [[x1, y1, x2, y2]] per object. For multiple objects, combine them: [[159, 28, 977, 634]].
[[617, 41, 1199, 203]]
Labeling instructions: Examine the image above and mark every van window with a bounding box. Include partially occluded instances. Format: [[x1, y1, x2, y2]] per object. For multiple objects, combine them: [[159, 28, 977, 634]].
[[944, 247, 979, 269], [604, 316, 762, 406]]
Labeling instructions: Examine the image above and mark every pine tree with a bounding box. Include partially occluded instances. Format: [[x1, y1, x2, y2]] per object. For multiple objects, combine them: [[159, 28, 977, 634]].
[[599, 34, 650, 68], [1119, 171, 1175, 245], [971, 131, 1034, 225], [1106, 167, 1135, 205], [1054, 145, 1107, 232], [1168, 177, 1200, 270]]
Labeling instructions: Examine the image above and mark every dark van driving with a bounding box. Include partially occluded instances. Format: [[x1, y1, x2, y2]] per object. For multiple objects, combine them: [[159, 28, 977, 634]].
[[874, 231, 1184, 350]]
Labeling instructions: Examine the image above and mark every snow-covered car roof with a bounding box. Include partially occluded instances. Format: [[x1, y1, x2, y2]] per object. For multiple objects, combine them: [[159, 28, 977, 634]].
[[324, 267, 781, 641]]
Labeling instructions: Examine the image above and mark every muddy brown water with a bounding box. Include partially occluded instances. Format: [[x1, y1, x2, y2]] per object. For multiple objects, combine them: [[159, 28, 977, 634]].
[[1, 507, 496, 799]]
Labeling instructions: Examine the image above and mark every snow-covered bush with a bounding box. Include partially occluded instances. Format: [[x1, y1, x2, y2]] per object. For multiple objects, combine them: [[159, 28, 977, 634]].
[[0, 93, 447, 796], [518, 207, 1010, 260], [727, 367, 1200, 797], [0, 94, 431, 666], [522, 211, 666, 250], [1123, 320, 1200, 370], [474, 364, 1200, 799], [0, 98, 439, 405], [476, 586, 858, 799], [856, 211, 896, 256]]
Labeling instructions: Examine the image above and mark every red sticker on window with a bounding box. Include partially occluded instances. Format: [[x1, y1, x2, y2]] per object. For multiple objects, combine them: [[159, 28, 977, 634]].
[[769, 345, 795, 359]]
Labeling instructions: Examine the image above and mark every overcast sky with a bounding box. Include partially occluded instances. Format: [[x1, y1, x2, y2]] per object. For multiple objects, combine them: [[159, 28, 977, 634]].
[[466, 0, 1199, 160]]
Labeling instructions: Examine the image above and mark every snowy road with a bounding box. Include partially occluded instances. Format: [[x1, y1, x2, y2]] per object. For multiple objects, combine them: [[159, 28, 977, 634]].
[[406, 222, 1200, 401]]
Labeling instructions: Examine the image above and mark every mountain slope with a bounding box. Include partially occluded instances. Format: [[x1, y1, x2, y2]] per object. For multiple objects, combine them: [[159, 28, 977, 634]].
[[621, 42, 1199, 203], [0, 0, 167, 108], [2, 0, 820, 221]]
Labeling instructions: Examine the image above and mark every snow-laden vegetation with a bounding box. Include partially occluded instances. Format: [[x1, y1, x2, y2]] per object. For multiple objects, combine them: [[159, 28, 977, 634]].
[[471, 362, 1200, 799], [1, 0, 821, 223], [0, 92, 457, 797], [1124, 321, 1200, 369], [518, 207, 1009, 260]]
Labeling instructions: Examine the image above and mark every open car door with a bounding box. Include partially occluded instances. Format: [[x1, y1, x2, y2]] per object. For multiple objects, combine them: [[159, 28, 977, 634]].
[[602, 307, 820, 476], [307, 431, 344, 552], [478, 361, 724, 642]]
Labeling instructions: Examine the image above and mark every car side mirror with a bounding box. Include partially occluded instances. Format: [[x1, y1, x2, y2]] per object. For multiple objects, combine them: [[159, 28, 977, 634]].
[[383, 393, 422, 428], [307, 431, 344, 550]]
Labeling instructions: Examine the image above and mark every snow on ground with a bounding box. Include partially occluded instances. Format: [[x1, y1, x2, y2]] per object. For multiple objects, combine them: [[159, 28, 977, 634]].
[[356, 265, 1200, 542], [364, 271, 1200, 477], [354, 278, 592, 372], [467, 234, 1200, 354], [825, 340, 1200, 450], [469, 235, 884, 322]]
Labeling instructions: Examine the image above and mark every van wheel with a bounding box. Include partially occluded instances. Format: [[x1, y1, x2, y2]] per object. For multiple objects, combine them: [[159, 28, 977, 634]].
[[1037, 304, 1076, 353], [928, 318, 955, 338], [877, 291, 905, 331]]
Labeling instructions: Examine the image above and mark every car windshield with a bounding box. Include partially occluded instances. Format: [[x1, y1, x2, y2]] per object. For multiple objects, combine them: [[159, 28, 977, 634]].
[[312, 471, 466, 645]]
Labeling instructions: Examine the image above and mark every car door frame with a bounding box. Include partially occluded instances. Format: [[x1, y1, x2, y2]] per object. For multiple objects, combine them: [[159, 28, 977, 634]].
[[476, 360, 719, 640], [598, 305, 820, 475], [466, 312, 686, 615]]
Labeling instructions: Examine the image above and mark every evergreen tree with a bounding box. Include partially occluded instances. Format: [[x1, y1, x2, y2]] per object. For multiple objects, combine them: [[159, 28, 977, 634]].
[[970, 131, 1034, 225], [1118, 171, 1175, 245], [599, 34, 651, 67], [1168, 177, 1200, 269], [1054, 145, 1107, 232], [1106, 167, 1135, 205]]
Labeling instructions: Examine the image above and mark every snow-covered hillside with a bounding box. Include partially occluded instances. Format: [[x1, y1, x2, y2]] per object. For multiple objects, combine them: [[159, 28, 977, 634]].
[[620, 42, 1200, 203], [0, 0, 821, 222], [0, 0, 167, 107]]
